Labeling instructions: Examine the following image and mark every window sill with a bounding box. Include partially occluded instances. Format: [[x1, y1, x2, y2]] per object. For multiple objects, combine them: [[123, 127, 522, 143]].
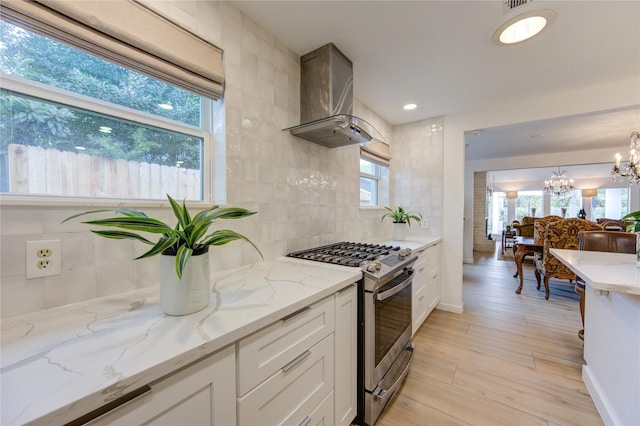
[[0, 194, 216, 209]]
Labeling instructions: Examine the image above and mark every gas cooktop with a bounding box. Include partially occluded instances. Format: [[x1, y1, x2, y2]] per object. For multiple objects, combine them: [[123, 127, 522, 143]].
[[286, 242, 400, 267]]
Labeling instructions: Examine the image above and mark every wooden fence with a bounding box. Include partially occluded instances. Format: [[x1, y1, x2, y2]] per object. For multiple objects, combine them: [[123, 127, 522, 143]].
[[6, 144, 201, 199]]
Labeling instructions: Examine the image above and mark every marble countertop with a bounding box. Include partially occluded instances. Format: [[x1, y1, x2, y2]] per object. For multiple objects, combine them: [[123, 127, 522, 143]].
[[550, 248, 640, 295], [0, 258, 361, 426], [377, 236, 442, 253]]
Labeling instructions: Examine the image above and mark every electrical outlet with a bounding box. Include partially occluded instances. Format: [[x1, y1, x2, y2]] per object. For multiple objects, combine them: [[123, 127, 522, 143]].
[[26, 240, 62, 279], [420, 219, 429, 229]]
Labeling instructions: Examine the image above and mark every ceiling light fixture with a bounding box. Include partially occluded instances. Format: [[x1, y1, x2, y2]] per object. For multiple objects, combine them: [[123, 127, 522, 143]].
[[403, 103, 417, 111], [493, 9, 556, 45], [611, 131, 640, 184], [544, 167, 574, 196], [98, 126, 112, 133], [158, 103, 174, 110]]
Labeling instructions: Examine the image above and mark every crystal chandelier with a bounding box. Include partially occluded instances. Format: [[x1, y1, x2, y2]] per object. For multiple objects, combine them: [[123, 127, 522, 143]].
[[544, 167, 574, 196], [611, 131, 640, 184]]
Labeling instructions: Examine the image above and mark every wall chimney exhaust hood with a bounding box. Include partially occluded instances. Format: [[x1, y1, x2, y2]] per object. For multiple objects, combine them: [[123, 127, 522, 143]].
[[283, 43, 384, 148]]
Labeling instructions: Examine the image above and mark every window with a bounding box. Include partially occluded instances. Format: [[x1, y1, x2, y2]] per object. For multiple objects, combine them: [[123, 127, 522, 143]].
[[488, 191, 508, 234], [549, 189, 581, 217], [0, 18, 213, 201], [360, 157, 389, 207], [515, 190, 543, 218], [592, 188, 629, 219]]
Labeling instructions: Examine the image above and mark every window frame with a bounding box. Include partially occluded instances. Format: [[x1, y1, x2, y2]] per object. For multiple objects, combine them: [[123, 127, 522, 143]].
[[359, 156, 388, 208], [0, 73, 215, 208]]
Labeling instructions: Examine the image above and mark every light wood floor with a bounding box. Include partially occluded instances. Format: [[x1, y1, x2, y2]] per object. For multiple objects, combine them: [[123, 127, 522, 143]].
[[377, 248, 603, 426]]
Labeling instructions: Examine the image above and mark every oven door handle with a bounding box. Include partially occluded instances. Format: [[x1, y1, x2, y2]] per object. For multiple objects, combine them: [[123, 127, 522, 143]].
[[375, 274, 412, 301], [373, 343, 415, 400]]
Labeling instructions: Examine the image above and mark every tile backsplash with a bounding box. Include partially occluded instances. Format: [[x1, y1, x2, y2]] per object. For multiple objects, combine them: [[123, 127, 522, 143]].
[[0, 1, 442, 319]]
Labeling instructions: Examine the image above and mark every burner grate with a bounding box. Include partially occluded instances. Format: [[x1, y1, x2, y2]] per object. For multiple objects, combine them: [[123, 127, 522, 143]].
[[287, 241, 399, 266]]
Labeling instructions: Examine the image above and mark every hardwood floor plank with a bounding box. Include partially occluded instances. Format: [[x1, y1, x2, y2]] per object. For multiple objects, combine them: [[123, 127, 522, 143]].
[[452, 366, 603, 426], [379, 246, 603, 425], [377, 394, 471, 426]]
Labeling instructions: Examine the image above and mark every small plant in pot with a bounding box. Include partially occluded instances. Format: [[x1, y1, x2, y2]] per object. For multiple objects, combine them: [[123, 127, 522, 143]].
[[63, 195, 262, 315], [381, 206, 422, 241]]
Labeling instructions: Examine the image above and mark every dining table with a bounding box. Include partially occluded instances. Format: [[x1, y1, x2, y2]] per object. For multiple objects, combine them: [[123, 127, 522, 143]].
[[512, 236, 544, 294]]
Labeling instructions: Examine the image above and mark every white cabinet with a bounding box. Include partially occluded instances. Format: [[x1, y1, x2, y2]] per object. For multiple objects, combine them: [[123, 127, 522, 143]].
[[412, 254, 429, 335], [237, 296, 334, 395], [88, 285, 358, 426], [237, 335, 334, 425], [334, 284, 357, 426], [412, 243, 441, 335], [237, 294, 340, 426], [88, 345, 236, 426]]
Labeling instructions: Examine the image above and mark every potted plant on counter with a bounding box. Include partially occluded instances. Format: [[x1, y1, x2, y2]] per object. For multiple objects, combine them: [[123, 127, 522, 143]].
[[63, 195, 262, 316], [381, 205, 422, 241]]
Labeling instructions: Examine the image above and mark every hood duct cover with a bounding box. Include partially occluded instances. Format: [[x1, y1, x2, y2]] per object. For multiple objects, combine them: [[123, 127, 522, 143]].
[[283, 43, 384, 147]]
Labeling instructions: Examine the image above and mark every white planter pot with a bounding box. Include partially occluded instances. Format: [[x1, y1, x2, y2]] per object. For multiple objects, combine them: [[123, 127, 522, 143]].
[[159, 251, 210, 316], [392, 222, 408, 241]]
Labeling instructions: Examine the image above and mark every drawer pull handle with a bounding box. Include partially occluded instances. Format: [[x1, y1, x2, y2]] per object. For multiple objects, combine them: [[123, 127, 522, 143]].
[[299, 416, 311, 426], [66, 385, 151, 425], [281, 306, 311, 322], [282, 350, 311, 372]]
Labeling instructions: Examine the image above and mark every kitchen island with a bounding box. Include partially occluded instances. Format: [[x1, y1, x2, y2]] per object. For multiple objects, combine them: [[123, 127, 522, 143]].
[[0, 258, 362, 425], [550, 249, 640, 426]]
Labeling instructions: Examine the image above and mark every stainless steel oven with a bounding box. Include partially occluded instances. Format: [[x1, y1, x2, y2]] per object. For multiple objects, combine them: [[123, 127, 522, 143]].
[[363, 258, 415, 425], [286, 242, 417, 426]]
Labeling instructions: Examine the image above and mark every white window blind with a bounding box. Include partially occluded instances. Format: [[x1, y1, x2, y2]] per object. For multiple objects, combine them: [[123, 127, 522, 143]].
[[0, 0, 224, 99], [360, 140, 391, 166]]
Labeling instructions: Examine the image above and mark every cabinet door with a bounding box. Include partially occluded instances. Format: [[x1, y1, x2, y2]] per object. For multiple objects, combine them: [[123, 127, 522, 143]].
[[426, 267, 441, 315], [334, 284, 357, 426], [88, 345, 236, 426], [412, 255, 429, 335], [425, 243, 441, 317], [237, 335, 334, 426]]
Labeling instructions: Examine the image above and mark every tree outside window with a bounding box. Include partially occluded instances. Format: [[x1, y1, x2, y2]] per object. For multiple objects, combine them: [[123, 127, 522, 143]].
[[0, 19, 208, 201]]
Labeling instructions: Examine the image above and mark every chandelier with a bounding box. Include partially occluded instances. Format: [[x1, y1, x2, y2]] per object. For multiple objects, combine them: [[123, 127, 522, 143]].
[[543, 167, 574, 196], [611, 131, 640, 184]]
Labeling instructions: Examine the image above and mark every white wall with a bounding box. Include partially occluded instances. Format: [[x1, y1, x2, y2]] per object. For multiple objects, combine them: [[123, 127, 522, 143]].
[[0, 2, 401, 318]]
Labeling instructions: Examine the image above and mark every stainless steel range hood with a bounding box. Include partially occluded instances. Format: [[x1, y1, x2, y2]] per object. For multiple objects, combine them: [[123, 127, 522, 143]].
[[283, 43, 383, 148]]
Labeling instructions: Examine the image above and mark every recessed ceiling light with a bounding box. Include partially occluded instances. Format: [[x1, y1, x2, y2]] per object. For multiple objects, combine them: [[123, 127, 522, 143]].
[[158, 103, 174, 110], [403, 103, 417, 111], [75, 146, 86, 150], [98, 126, 112, 133], [493, 9, 556, 45]]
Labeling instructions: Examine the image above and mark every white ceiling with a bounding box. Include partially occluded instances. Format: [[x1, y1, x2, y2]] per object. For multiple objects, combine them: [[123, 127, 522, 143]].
[[231, 0, 640, 181]]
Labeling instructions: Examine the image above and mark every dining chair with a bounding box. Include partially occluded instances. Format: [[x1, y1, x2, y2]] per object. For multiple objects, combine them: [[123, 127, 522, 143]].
[[575, 230, 637, 339], [534, 218, 604, 300]]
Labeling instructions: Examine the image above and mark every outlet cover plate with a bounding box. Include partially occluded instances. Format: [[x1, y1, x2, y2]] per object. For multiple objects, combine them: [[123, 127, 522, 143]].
[[26, 240, 62, 279]]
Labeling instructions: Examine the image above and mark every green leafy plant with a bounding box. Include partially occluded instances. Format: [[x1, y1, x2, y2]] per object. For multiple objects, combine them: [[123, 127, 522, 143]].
[[381, 206, 423, 226], [62, 195, 262, 279], [622, 210, 640, 232]]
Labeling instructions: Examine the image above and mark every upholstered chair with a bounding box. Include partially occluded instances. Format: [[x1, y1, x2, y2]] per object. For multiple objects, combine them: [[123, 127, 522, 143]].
[[513, 223, 534, 237], [521, 216, 536, 225], [533, 215, 562, 246], [534, 218, 604, 300], [596, 218, 633, 231], [574, 231, 637, 339]]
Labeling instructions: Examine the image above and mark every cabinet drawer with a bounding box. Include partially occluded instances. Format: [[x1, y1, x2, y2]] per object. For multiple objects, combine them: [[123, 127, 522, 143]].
[[413, 260, 428, 292], [238, 335, 334, 426], [87, 345, 236, 426], [303, 391, 334, 426], [237, 296, 334, 395]]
